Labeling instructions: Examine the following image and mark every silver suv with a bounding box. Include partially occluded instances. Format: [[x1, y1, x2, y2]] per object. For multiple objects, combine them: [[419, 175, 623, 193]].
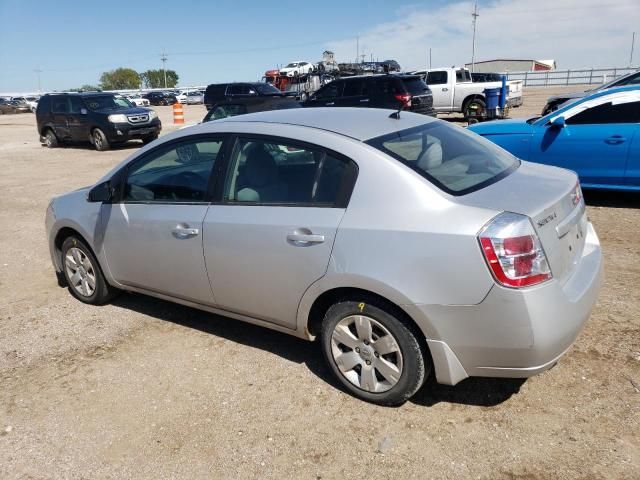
[[45, 108, 603, 405]]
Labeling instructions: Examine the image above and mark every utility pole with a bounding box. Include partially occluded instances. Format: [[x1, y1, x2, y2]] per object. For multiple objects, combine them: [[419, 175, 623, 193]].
[[471, 1, 479, 72], [356, 36, 359, 64], [34, 68, 42, 92], [160, 51, 168, 88], [631, 32, 636, 67], [429, 48, 432, 69]]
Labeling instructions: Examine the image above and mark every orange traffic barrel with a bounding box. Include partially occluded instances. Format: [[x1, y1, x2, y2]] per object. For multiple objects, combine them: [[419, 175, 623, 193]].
[[173, 103, 184, 124]]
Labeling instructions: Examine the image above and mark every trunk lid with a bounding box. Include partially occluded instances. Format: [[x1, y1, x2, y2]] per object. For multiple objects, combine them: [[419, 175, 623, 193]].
[[456, 161, 587, 284]]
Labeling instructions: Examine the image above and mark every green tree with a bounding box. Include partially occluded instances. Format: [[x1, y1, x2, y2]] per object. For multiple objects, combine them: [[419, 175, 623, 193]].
[[99, 68, 141, 90], [68, 84, 101, 92], [140, 69, 179, 89]]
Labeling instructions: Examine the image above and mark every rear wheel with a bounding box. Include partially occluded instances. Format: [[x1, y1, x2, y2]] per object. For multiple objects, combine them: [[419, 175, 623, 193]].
[[92, 128, 110, 151], [464, 98, 486, 119], [320, 300, 429, 405], [61, 236, 118, 305], [43, 129, 58, 148]]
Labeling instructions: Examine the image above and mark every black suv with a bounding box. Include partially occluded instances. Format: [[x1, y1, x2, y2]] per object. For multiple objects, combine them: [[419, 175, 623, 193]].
[[204, 82, 287, 110], [303, 74, 435, 115], [36, 93, 162, 151], [143, 91, 177, 106]]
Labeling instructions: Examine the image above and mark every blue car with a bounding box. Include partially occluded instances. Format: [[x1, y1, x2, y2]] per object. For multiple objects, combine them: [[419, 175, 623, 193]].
[[468, 86, 640, 191]]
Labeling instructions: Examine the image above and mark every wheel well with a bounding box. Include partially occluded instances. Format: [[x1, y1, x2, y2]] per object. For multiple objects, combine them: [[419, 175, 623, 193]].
[[41, 126, 54, 136], [53, 228, 94, 268], [462, 94, 485, 112], [307, 288, 424, 340]]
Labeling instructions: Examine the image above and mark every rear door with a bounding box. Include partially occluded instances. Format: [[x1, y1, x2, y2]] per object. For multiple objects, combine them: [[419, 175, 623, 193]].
[[426, 70, 452, 111], [530, 96, 639, 186], [202, 135, 357, 328], [102, 135, 227, 304], [306, 81, 344, 107], [68, 96, 89, 142], [50, 96, 71, 140], [338, 79, 367, 107]]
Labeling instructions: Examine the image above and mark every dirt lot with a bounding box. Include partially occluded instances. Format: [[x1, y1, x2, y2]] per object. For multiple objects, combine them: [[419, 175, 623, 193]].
[[1, 89, 639, 479]]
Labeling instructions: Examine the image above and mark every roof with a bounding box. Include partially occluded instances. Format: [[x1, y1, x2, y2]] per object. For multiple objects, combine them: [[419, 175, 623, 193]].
[[191, 107, 437, 141]]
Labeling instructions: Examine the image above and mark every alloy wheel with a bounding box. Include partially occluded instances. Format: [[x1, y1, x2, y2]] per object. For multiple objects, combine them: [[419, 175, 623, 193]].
[[65, 247, 96, 297], [330, 315, 403, 393]]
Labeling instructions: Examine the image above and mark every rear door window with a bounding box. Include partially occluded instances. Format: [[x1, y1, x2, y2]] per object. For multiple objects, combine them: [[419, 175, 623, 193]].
[[366, 122, 518, 195], [52, 97, 69, 114], [315, 82, 343, 100], [343, 80, 364, 97], [426, 71, 448, 85], [223, 137, 357, 206]]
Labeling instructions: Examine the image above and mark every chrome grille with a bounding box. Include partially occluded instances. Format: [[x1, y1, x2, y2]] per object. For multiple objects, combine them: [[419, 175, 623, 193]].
[[127, 114, 149, 124]]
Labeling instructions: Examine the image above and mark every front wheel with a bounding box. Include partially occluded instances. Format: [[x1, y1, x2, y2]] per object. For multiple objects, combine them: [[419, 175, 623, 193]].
[[92, 128, 110, 151], [320, 300, 429, 405], [61, 236, 118, 305]]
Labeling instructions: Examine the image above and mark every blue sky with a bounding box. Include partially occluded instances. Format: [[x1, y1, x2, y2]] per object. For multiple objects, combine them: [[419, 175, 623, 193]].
[[1, 0, 638, 92]]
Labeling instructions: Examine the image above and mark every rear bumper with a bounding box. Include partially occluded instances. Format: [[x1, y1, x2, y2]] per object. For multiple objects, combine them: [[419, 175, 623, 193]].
[[405, 221, 603, 385]]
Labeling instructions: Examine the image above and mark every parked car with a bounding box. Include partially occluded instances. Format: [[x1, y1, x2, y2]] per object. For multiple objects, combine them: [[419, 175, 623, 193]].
[[36, 92, 161, 151], [0, 98, 31, 114], [143, 91, 177, 106], [12, 96, 39, 112], [413, 67, 524, 115], [202, 97, 300, 122], [184, 91, 204, 105], [204, 82, 285, 110], [45, 107, 602, 405], [304, 74, 435, 116], [279, 61, 315, 77], [541, 69, 640, 115], [468, 86, 640, 191], [126, 94, 151, 107]]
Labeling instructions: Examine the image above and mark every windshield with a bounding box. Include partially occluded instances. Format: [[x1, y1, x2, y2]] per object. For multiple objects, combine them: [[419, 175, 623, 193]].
[[285, 63, 298, 68], [83, 95, 131, 110], [256, 83, 281, 95], [366, 122, 519, 195]]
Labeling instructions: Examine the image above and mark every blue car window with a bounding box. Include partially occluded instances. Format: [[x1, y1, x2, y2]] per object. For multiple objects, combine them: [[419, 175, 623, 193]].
[[566, 101, 640, 125]]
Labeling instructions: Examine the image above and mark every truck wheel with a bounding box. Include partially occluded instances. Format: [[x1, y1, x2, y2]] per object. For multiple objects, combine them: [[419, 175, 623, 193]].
[[92, 128, 110, 151], [300, 92, 308, 102], [320, 299, 430, 406], [464, 98, 486, 119], [43, 129, 58, 148]]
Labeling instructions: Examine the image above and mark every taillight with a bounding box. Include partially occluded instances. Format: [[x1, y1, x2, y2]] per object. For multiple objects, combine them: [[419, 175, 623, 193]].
[[478, 212, 552, 288], [394, 93, 412, 107]]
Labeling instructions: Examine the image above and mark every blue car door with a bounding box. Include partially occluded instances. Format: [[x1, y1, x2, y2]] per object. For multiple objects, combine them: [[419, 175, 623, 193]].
[[530, 98, 639, 187], [625, 124, 640, 187]]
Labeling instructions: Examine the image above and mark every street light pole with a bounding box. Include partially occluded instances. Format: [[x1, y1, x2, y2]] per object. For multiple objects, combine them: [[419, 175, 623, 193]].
[[631, 32, 636, 67], [471, 1, 479, 72], [161, 51, 168, 88], [34, 68, 42, 93]]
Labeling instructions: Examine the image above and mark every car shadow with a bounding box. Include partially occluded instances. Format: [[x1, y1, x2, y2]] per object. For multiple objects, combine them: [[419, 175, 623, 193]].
[[110, 292, 524, 408], [45, 141, 143, 151], [584, 189, 640, 208]]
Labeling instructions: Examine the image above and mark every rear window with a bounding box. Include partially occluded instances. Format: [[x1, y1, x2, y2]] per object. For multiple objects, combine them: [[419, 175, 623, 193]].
[[365, 122, 519, 195], [402, 78, 429, 95]]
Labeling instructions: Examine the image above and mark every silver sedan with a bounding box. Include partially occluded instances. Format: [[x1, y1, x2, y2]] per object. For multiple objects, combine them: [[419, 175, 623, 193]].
[[45, 108, 603, 405]]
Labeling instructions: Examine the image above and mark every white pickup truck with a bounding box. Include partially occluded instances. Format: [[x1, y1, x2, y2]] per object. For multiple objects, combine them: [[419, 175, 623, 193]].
[[413, 67, 523, 117]]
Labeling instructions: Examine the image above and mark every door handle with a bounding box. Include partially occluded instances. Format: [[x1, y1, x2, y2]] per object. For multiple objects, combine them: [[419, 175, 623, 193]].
[[287, 230, 325, 246], [326, 102, 335, 106], [604, 135, 626, 145], [442, 87, 449, 91], [359, 98, 370, 103], [172, 223, 200, 238]]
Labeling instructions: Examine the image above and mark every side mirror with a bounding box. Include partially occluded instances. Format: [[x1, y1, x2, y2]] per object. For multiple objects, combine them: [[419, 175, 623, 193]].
[[80, 108, 87, 115], [550, 116, 566, 128], [87, 181, 112, 203]]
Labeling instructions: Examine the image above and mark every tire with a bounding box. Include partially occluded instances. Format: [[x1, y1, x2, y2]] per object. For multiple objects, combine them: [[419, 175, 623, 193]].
[[142, 134, 158, 145], [464, 98, 486, 119], [300, 92, 308, 102], [320, 299, 429, 406], [92, 128, 110, 151], [61, 236, 118, 305], [43, 129, 58, 148]]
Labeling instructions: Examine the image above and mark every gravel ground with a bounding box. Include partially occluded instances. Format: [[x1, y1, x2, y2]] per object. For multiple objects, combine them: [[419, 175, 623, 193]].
[[0, 90, 639, 479]]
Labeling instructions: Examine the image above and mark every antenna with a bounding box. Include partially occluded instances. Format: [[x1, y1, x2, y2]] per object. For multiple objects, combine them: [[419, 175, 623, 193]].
[[160, 51, 168, 88], [471, 1, 479, 72]]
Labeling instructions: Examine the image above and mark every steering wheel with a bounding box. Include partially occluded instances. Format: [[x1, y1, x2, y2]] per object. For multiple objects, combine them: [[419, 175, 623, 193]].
[[170, 171, 206, 200]]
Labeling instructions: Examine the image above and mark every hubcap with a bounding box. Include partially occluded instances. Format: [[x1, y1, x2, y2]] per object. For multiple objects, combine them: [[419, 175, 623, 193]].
[[65, 247, 96, 297], [94, 133, 102, 148], [330, 315, 403, 393]]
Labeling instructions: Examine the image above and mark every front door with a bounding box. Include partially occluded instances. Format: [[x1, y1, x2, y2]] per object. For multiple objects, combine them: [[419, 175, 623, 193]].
[[426, 70, 452, 111], [531, 97, 640, 186], [203, 135, 357, 328], [102, 136, 226, 304]]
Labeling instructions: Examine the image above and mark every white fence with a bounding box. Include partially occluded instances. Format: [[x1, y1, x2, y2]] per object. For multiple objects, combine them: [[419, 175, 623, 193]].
[[502, 67, 637, 87]]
